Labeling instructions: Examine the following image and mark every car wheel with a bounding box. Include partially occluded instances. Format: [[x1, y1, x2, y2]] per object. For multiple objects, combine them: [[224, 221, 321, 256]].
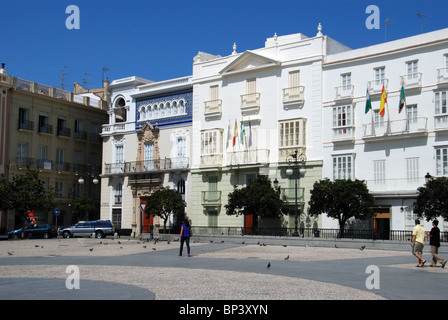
[[62, 231, 71, 239], [95, 231, 104, 239], [12, 233, 19, 240], [42, 233, 49, 239]]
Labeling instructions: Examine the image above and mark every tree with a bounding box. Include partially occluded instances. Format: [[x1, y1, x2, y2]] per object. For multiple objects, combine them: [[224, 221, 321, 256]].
[[71, 197, 97, 222], [145, 188, 185, 233], [9, 169, 55, 219], [308, 179, 374, 238], [225, 175, 288, 232], [414, 176, 448, 221]]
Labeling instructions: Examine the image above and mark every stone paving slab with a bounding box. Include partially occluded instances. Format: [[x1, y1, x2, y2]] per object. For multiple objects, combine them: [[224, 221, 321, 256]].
[[0, 237, 447, 300]]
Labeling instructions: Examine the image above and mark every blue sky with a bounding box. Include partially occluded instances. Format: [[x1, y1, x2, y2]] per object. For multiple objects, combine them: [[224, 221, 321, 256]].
[[2, 0, 448, 89]]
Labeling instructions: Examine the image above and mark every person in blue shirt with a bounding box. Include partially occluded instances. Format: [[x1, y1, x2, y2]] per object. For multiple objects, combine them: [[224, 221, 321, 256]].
[[179, 219, 191, 257]]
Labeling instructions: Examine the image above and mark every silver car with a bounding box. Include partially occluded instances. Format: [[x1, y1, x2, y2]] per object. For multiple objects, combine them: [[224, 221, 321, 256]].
[[59, 220, 115, 239]]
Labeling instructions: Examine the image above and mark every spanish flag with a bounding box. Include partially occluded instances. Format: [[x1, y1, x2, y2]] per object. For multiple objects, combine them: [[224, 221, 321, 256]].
[[379, 84, 387, 117], [233, 119, 238, 147]]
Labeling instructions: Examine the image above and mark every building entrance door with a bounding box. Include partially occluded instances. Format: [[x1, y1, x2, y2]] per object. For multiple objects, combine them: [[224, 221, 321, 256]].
[[374, 207, 390, 240], [140, 199, 153, 234]]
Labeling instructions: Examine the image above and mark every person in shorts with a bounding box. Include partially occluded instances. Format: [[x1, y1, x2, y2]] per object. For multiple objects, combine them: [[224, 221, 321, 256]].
[[411, 219, 426, 267]]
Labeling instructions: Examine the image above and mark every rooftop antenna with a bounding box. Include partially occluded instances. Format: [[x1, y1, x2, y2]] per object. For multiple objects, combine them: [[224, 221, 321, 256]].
[[60, 66, 68, 90], [416, 13, 427, 33], [82, 72, 91, 89], [102, 66, 110, 85], [385, 18, 393, 42]]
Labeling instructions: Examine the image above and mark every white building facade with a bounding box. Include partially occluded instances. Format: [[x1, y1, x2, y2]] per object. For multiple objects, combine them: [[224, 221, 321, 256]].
[[189, 27, 350, 233], [100, 76, 192, 235], [322, 28, 448, 235]]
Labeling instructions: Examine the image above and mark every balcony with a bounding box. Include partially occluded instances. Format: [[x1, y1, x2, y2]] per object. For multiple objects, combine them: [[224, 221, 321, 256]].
[[104, 157, 189, 176], [38, 124, 53, 135], [278, 147, 306, 162], [437, 68, 448, 84], [101, 122, 134, 135], [57, 127, 71, 138], [283, 86, 305, 107], [200, 153, 223, 167], [74, 130, 88, 141], [400, 73, 422, 89], [367, 79, 389, 95], [335, 85, 354, 100], [363, 117, 428, 140], [201, 191, 222, 207], [240, 92, 260, 115], [204, 99, 222, 120], [435, 114, 448, 131], [333, 126, 355, 142], [226, 149, 270, 166], [18, 120, 34, 131]]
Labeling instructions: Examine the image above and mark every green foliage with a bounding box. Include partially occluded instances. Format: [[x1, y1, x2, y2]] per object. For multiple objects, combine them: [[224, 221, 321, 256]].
[[145, 188, 185, 232], [308, 179, 374, 237], [414, 177, 448, 221], [225, 175, 288, 228], [1, 169, 55, 215], [71, 197, 97, 221]]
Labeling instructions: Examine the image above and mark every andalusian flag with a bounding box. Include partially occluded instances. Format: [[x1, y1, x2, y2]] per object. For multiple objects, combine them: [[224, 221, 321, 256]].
[[379, 84, 387, 117], [232, 119, 238, 147], [398, 84, 406, 113], [226, 120, 231, 149], [365, 87, 372, 114]]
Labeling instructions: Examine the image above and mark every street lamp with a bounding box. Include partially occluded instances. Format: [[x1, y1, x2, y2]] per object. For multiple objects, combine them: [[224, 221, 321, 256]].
[[285, 150, 306, 237]]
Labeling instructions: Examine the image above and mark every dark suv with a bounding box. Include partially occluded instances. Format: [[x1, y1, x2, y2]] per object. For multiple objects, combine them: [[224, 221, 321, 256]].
[[59, 220, 115, 239]]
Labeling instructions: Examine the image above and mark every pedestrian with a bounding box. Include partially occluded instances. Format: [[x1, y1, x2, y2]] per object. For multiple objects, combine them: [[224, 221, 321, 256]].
[[425, 220, 447, 268], [179, 219, 191, 257], [411, 219, 426, 267]]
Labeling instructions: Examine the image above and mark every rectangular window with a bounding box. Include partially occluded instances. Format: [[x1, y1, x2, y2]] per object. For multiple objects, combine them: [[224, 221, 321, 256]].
[[406, 61, 418, 79], [114, 183, 123, 204], [55, 181, 64, 198], [406, 157, 419, 182], [341, 73, 351, 90], [373, 160, 385, 184], [374, 67, 385, 85], [279, 119, 306, 148], [17, 143, 28, 166], [435, 91, 447, 115], [333, 105, 353, 128], [436, 147, 448, 176], [333, 154, 354, 180]]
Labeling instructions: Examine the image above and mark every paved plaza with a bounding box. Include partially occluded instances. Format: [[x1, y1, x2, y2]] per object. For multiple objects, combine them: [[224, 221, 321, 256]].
[[0, 236, 447, 301]]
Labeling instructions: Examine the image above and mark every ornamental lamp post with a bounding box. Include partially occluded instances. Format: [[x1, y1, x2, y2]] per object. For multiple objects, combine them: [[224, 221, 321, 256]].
[[285, 150, 306, 237]]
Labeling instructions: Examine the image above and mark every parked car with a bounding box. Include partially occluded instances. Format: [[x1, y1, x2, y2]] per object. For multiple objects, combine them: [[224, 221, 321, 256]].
[[9, 224, 58, 239], [59, 220, 115, 239]]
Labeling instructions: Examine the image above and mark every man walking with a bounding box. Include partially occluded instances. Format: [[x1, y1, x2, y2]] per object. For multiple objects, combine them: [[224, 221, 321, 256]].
[[411, 219, 426, 267], [425, 220, 447, 268]]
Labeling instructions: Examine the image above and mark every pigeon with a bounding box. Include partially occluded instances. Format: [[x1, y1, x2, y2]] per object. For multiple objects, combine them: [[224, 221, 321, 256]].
[[283, 245, 287, 247], [35, 245, 39, 248], [118, 241, 121, 244], [335, 244, 339, 248], [267, 262, 271, 269], [89, 248, 94, 252], [7, 251, 14, 256], [284, 255, 289, 261], [167, 240, 171, 245], [359, 245, 366, 251], [143, 245, 147, 248], [152, 248, 156, 250]]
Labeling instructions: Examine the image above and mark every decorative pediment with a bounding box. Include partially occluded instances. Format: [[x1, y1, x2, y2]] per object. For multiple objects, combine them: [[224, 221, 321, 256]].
[[137, 121, 159, 142], [219, 51, 281, 76]]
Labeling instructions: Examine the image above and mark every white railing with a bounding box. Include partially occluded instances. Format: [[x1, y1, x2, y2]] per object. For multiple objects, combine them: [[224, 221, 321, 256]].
[[400, 73, 422, 88], [283, 86, 305, 102], [226, 149, 270, 166], [437, 68, 448, 83], [333, 126, 354, 141], [363, 117, 427, 138], [435, 114, 448, 130], [335, 85, 354, 99]]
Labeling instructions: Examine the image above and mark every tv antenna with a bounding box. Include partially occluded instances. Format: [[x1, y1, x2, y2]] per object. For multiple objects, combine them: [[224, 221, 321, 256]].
[[385, 18, 393, 42], [102, 66, 110, 84], [60, 66, 69, 90], [416, 13, 427, 33], [82, 73, 91, 89]]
